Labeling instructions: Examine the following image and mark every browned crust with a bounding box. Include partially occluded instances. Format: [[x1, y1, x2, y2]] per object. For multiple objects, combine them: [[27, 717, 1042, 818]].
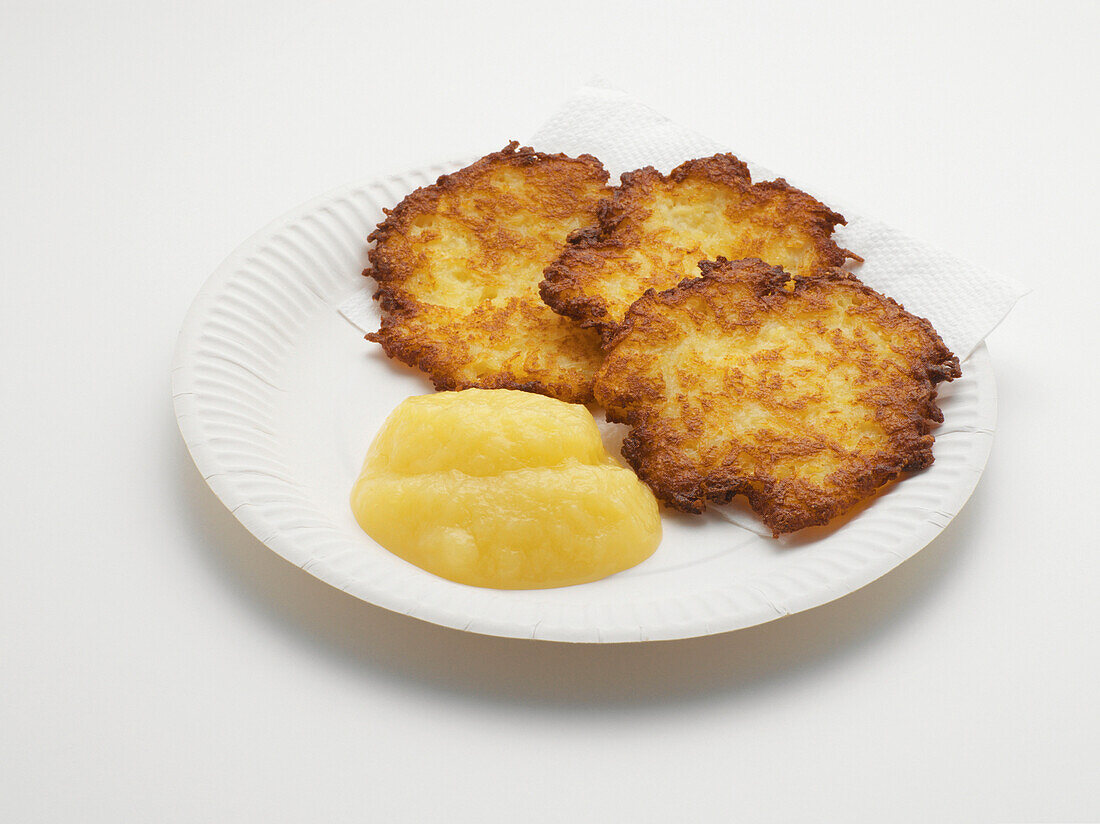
[[540, 153, 861, 338], [367, 141, 608, 267], [364, 142, 610, 403], [594, 257, 961, 536], [366, 292, 599, 402]]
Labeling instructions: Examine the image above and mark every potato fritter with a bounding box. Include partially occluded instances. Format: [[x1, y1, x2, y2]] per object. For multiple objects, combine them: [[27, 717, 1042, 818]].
[[593, 258, 961, 536], [541, 153, 859, 336], [366, 142, 610, 403]]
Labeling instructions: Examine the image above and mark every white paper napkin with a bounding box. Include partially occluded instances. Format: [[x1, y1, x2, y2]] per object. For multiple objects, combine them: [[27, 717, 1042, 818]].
[[344, 82, 1023, 362], [530, 81, 1026, 362]]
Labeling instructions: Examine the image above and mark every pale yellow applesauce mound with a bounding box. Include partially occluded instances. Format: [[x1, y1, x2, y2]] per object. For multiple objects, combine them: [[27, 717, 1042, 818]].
[[351, 389, 661, 589]]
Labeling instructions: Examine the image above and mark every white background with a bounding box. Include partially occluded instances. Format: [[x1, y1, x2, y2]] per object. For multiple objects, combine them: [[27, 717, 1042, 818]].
[[2, 1, 1097, 821]]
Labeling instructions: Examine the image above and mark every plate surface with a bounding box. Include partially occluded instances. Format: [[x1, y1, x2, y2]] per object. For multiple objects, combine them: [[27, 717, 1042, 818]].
[[171, 161, 996, 643]]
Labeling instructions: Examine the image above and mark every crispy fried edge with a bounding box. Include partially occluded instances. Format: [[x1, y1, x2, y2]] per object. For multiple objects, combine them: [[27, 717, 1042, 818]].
[[595, 257, 961, 535], [541, 153, 862, 337], [363, 141, 610, 403]]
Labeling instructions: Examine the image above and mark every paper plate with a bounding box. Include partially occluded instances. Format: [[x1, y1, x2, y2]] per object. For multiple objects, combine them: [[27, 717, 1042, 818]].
[[171, 160, 996, 643]]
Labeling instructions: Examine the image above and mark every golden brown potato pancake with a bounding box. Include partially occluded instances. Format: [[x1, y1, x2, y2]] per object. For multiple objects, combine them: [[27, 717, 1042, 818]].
[[593, 258, 960, 536], [541, 153, 859, 336], [366, 142, 610, 403]]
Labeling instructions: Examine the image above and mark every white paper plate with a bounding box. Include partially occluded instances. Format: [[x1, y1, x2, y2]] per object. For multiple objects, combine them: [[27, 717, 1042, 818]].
[[172, 160, 996, 643]]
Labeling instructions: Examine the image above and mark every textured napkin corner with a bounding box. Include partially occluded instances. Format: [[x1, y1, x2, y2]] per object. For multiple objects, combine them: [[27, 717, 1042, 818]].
[[530, 82, 1027, 362], [338, 287, 378, 333]]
